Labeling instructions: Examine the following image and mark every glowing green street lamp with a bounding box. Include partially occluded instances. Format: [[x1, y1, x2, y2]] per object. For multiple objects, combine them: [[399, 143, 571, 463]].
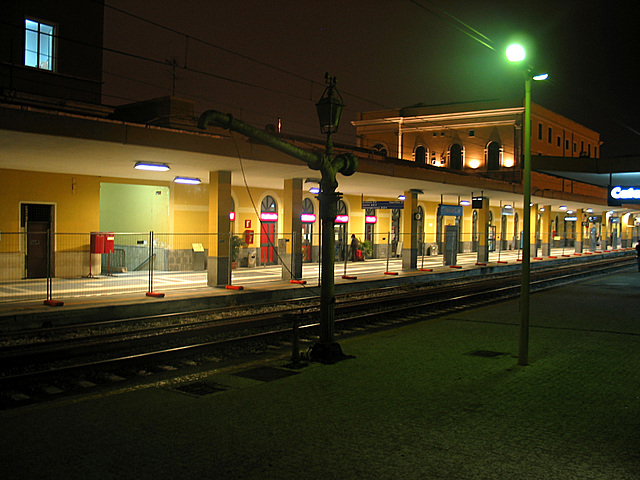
[[506, 43, 548, 366]]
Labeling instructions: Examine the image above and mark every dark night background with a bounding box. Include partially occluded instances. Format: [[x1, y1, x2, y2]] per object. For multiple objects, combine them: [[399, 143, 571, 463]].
[[102, 0, 639, 158]]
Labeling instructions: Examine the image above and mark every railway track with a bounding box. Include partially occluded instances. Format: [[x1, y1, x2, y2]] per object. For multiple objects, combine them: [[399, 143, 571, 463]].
[[0, 254, 634, 410]]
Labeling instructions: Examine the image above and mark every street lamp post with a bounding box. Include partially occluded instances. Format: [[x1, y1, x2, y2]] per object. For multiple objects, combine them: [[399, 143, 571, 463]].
[[313, 74, 346, 361], [506, 44, 547, 366], [198, 74, 357, 363]]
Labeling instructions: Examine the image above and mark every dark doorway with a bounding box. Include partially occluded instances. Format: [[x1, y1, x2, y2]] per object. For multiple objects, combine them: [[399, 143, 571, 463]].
[[487, 142, 501, 170], [22, 203, 54, 278], [450, 144, 463, 170]]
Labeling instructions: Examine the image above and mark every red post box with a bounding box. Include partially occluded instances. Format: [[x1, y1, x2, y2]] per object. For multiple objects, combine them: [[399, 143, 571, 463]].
[[90, 232, 105, 254], [91, 232, 115, 254], [104, 233, 115, 254]]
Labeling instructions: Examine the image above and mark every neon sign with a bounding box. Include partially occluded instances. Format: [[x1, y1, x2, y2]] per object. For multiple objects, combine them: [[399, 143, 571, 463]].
[[301, 213, 316, 223], [365, 215, 377, 224], [335, 215, 349, 223]]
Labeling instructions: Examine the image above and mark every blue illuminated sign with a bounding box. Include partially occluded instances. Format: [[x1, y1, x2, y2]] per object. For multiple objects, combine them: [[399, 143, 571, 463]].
[[608, 185, 640, 206]]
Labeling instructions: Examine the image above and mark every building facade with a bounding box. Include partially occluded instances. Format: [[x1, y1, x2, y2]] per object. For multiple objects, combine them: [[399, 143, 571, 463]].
[[0, 2, 637, 298]]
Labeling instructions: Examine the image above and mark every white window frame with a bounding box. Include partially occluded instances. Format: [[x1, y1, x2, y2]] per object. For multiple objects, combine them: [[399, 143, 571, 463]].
[[24, 18, 56, 71]]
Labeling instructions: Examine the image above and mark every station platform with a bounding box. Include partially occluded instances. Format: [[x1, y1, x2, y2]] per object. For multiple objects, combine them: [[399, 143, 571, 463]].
[[0, 248, 635, 332], [1, 270, 638, 479]]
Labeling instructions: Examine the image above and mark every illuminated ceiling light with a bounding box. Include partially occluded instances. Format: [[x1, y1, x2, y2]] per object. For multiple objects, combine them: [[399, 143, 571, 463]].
[[586, 208, 593, 213], [398, 195, 406, 201], [460, 200, 471, 206], [567, 210, 574, 214], [559, 205, 567, 211], [309, 187, 320, 194], [533, 73, 549, 81], [134, 161, 170, 172], [502, 157, 515, 168], [174, 176, 201, 184]]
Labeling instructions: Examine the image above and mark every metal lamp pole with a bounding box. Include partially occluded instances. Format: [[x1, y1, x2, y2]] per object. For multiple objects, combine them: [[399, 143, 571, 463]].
[[198, 74, 357, 363], [506, 44, 547, 366], [519, 74, 532, 366]]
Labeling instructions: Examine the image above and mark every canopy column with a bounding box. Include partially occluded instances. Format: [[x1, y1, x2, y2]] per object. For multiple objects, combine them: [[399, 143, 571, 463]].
[[207, 170, 232, 287]]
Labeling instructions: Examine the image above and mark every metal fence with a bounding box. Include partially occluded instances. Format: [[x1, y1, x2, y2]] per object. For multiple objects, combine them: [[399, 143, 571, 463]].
[[0, 228, 626, 304]]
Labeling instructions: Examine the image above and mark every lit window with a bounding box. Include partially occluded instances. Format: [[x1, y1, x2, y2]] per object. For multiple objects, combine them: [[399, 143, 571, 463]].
[[25, 19, 55, 71]]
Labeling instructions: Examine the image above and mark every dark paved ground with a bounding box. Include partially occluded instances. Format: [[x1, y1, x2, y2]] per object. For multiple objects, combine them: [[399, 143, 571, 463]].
[[1, 270, 638, 479]]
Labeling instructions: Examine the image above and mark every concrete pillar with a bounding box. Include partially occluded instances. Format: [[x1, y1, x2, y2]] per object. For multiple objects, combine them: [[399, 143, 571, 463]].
[[401, 190, 419, 269], [281, 178, 303, 280], [575, 209, 584, 252], [602, 211, 610, 248], [476, 197, 489, 263], [540, 205, 552, 256], [207, 171, 232, 287]]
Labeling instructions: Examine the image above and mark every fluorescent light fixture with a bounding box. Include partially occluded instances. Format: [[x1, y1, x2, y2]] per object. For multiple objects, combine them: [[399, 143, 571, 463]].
[[460, 200, 471, 206], [365, 215, 377, 224], [309, 187, 320, 194], [398, 195, 406, 201], [134, 161, 170, 172], [301, 213, 316, 223], [559, 205, 567, 211], [174, 176, 201, 184]]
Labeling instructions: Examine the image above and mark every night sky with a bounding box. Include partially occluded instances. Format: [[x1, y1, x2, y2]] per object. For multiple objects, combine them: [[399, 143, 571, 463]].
[[102, 0, 639, 158]]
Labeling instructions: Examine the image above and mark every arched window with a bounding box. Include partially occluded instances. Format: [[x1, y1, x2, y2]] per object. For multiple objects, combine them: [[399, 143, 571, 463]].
[[449, 143, 463, 170], [487, 142, 501, 170], [415, 146, 426, 165], [372, 143, 388, 157]]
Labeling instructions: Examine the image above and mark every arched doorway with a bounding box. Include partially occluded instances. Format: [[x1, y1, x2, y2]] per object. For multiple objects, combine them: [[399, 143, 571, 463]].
[[416, 205, 424, 255], [487, 142, 501, 171], [260, 195, 278, 265], [335, 200, 348, 261], [501, 213, 508, 250], [392, 208, 401, 256], [365, 208, 376, 258], [472, 210, 479, 252], [488, 210, 495, 251], [301, 198, 314, 262], [450, 144, 463, 170], [415, 146, 426, 165]]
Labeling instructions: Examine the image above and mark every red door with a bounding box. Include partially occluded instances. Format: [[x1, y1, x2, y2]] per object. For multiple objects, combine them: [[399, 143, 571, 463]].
[[260, 222, 276, 264]]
